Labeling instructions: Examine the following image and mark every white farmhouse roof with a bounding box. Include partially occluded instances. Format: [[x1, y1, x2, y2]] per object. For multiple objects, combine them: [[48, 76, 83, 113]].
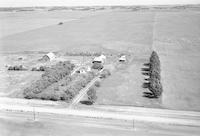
[[93, 57, 103, 62], [45, 52, 56, 61]]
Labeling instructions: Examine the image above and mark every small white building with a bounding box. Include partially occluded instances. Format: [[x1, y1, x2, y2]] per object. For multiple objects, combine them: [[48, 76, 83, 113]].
[[119, 55, 126, 62], [41, 52, 56, 61]]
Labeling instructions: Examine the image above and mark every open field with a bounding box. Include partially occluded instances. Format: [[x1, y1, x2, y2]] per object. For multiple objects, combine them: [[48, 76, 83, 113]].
[[0, 6, 200, 111], [153, 12, 200, 111], [0, 10, 108, 38], [0, 11, 154, 52]]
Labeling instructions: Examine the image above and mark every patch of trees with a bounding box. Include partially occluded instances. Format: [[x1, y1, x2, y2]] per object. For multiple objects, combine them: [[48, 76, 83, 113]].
[[92, 62, 104, 70], [31, 66, 47, 71], [24, 63, 96, 101], [148, 51, 163, 98], [56, 72, 96, 101], [8, 65, 28, 71], [99, 69, 111, 78], [23, 61, 75, 100]]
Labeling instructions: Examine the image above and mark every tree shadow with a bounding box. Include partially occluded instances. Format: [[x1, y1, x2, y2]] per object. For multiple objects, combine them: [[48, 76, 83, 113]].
[[142, 82, 150, 88], [141, 62, 157, 99], [141, 68, 150, 72], [144, 78, 150, 81], [143, 63, 150, 67], [143, 92, 155, 99], [142, 72, 150, 76], [80, 100, 93, 105]]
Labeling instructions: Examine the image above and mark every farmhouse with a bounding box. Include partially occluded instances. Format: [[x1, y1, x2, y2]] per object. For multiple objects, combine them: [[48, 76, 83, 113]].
[[92, 54, 106, 63], [78, 68, 87, 74], [119, 55, 126, 62], [41, 52, 56, 61]]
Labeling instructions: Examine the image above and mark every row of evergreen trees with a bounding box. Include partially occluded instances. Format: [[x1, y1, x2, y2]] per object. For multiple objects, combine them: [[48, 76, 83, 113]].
[[148, 51, 163, 98]]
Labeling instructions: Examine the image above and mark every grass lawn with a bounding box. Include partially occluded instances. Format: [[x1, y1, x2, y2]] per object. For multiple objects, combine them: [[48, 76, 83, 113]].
[[96, 56, 162, 108]]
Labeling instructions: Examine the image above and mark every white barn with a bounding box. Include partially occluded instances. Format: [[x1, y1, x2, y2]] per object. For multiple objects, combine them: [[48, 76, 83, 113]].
[[93, 54, 106, 63], [42, 52, 56, 61]]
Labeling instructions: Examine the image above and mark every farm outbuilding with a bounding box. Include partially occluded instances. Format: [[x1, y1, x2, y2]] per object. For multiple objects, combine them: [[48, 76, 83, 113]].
[[92, 54, 106, 63], [41, 52, 56, 61]]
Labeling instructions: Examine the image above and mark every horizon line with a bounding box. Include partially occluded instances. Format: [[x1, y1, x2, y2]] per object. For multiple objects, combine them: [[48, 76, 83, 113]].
[[0, 3, 200, 8]]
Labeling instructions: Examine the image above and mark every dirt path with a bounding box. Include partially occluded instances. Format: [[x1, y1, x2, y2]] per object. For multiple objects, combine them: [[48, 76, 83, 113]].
[[69, 69, 104, 108], [69, 76, 100, 108]]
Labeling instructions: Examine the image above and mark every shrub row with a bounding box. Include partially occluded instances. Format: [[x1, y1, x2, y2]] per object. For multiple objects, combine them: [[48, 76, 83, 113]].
[[23, 61, 75, 99], [24, 71, 96, 101], [149, 51, 163, 98], [8, 65, 28, 71], [31, 66, 47, 71], [91, 62, 104, 70]]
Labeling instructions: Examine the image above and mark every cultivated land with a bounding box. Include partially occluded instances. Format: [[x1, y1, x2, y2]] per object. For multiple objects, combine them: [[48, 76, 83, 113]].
[[153, 12, 200, 111], [0, 6, 200, 111]]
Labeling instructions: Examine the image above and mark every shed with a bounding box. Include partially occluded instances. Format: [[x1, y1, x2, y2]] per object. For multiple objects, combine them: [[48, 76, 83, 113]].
[[92, 54, 106, 63]]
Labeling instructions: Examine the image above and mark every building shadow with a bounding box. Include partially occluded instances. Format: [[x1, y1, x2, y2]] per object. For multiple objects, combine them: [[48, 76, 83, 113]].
[[80, 100, 93, 105]]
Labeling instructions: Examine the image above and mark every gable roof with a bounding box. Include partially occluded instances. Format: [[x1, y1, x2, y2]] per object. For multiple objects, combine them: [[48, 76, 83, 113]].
[[44, 52, 56, 61]]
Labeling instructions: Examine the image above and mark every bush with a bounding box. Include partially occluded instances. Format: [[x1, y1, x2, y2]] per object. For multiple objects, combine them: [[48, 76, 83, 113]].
[[92, 62, 103, 70], [87, 87, 97, 103], [94, 81, 101, 87], [100, 69, 111, 78]]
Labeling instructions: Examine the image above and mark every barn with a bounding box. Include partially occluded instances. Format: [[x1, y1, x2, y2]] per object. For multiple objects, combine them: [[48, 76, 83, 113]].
[[41, 52, 56, 61], [92, 54, 106, 63]]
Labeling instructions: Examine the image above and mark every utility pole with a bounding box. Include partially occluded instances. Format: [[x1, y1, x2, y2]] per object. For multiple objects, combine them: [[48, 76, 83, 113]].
[[33, 106, 36, 121]]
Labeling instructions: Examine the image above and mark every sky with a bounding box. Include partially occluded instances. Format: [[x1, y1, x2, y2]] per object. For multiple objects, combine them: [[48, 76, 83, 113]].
[[0, 0, 200, 7]]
